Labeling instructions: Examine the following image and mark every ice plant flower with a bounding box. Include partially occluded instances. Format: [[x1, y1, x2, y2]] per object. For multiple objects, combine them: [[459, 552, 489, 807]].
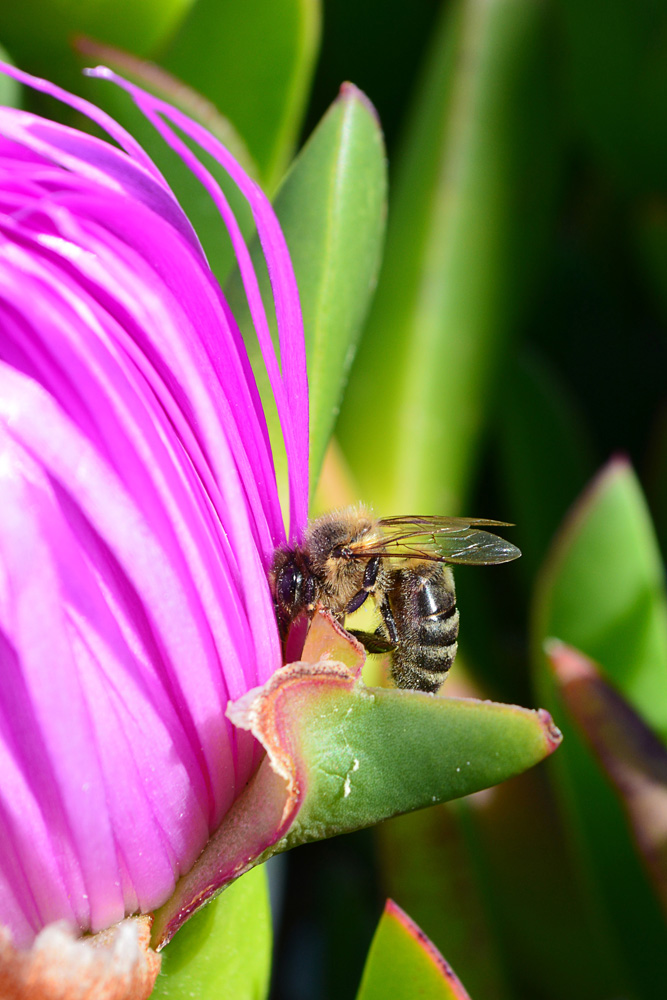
[[0, 63, 309, 948]]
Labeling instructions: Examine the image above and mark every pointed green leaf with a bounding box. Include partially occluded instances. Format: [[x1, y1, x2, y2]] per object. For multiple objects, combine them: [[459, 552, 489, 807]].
[[152, 865, 272, 1000], [274, 84, 387, 491], [163, 0, 321, 190], [153, 614, 560, 946], [337, 0, 561, 513], [356, 900, 473, 1000], [226, 84, 387, 498], [531, 462, 667, 998], [274, 674, 560, 852], [534, 458, 667, 741]]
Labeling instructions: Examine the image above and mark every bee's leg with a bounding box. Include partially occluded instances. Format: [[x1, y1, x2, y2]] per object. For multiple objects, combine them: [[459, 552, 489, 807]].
[[344, 556, 382, 614], [348, 629, 395, 654], [378, 596, 399, 645]]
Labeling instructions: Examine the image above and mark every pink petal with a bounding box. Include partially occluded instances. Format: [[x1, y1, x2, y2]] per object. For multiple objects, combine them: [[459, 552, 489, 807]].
[[0, 59, 309, 944]]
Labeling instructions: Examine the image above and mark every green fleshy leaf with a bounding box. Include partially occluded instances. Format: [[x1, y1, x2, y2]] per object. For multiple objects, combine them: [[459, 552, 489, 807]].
[[532, 461, 667, 998], [336, 0, 560, 513], [163, 0, 320, 190], [226, 83, 387, 500], [533, 457, 667, 741], [0, 0, 192, 91], [152, 865, 271, 1000], [356, 899, 472, 1000], [548, 641, 667, 919], [275, 84, 387, 492], [276, 677, 560, 852], [153, 614, 560, 946]]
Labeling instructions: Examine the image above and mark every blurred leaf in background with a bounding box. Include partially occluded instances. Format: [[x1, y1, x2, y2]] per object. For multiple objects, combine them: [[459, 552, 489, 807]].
[[163, 0, 320, 191], [1, 0, 195, 90], [226, 82, 387, 503], [531, 460, 667, 999], [336, 0, 561, 515]]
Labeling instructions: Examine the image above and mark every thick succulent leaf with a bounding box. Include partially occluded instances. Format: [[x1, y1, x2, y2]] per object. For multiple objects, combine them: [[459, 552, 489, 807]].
[[356, 899, 472, 1000], [548, 641, 667, 919], [152, 865, 271, 1000], [0, 0, 192, 90], [153, 612, 560, 946], [534, 457, 667, 741], [163, 0, 320, 190], [336, 0, 560, 514], [227, 84, 387, 499], [264, 669, 560, 852], [532, 461, 667, 997]]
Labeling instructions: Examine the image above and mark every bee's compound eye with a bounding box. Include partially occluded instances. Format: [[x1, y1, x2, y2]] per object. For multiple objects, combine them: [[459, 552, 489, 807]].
[[277, 560, 303, 613]]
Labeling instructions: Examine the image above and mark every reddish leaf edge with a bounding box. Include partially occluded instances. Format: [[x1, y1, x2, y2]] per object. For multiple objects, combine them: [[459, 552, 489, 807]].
[[151, 612, 364, 948], [151, 612, 560, 948], [383, 899, 473, 998], [545, 638, 667, 918]]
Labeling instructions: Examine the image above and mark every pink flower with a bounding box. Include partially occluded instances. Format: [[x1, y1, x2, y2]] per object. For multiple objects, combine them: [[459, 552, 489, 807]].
[[0, 63, 309, 946]]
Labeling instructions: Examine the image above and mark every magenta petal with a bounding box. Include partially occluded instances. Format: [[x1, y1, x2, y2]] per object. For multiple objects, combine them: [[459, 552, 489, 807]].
[[86, 67, 311, 541], [0, 60, 309, 944]]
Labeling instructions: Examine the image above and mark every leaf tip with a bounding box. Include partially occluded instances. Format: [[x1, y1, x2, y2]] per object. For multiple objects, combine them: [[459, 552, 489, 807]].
[[384, 900, 472, 996], [336, 81, 382, 127], [536, 706, 563, 753]]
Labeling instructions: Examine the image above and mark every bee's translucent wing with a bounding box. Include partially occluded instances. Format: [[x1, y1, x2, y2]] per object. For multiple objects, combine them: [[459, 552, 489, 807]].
[[351, 515, 521, 566]]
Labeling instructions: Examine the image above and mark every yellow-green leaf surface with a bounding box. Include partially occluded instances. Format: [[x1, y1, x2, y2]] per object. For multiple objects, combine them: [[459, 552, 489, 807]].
[[164, 0, 320, 190], [152, 865, 271, 1000], [337, 0, 560, 514], [356, 900, 472, 1000], [227, 84, 387, 501], [0, 46, 20, 108]]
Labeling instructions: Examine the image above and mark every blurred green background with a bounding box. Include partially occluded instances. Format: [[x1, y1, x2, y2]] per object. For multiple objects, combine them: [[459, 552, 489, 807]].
[[4, 0, 667, 997]]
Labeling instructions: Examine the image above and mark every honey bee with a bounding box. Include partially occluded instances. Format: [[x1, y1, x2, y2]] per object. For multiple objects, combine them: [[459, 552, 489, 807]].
[[271, 505, 521, 693]]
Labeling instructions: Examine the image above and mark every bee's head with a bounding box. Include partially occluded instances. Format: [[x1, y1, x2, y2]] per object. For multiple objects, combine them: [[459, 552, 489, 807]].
[[270, 548, 316, 638]]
